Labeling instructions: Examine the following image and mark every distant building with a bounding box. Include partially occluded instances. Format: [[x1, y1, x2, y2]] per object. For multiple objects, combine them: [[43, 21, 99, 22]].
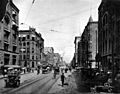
[[74, 36, 81, 67], [43, 47, 54, 64], [81, 16, 98, 68], [78, 40, 82, 67], [53, 53, 61, 66], [44, 47, 54, 54], [19, 27, 44, 68], [0, 0, 19, 65]]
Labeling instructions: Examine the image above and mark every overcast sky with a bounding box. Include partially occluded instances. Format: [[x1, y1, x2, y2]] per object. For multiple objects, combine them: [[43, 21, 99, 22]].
[[13, 0, 101, 63]]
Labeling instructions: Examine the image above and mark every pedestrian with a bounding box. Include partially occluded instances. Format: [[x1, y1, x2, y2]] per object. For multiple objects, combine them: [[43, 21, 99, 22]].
[[23, 68, 26, 74], [53, 69, 56, 79], [61, 72, 65, 87], [37, 68, 40, 75]]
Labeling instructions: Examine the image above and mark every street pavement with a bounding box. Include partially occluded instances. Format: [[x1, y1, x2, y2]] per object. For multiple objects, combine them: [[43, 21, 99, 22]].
[[0, 69, 115, 94], [48, 70, 115, 94], [48, 70, 81, 94]]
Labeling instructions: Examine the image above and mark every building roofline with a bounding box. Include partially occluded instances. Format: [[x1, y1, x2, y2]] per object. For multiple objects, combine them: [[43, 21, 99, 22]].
[[10, 0, 19, 12]]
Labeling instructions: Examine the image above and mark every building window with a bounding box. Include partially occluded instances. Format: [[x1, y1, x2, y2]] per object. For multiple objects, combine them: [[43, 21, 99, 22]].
[[13, 46, 17, 52], [12, 9, 17, 23], [32, 37, 35, 41], [27, 48, 30, 53], [4, 15, 10, 25], [23, 42, 26, 46], [27, 35, 30, 39], [32, 62, 34, 67], [27, 42, 29, 46], [4, 43, 9, 51], [103, 13, 108, 27], [32, 56, 34, 60], [22, 37, 26, 41], [4, 54, 10, 65], [23, 55, 26, 59], [4, 30, 10, 41], [13, 33, 17, 42]]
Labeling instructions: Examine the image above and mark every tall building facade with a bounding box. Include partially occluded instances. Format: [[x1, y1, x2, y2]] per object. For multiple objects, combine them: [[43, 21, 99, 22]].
[[19, 27, 44, 68], [0, 0, 19, 65], [74, 36, 81, 67], [78, 40, 82, 67], [98, 0, 120, 72], [81, 16, 98, 68]]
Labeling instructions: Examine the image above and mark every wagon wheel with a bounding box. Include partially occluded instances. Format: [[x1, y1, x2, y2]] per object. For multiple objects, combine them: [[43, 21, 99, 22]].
[[108, 87, 112, 93]]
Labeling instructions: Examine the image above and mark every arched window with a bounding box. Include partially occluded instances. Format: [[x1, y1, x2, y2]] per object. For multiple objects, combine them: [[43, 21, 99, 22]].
[[4, 14, 10, 25]]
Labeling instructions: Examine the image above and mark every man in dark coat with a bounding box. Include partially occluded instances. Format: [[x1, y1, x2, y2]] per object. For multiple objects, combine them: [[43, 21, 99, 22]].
[[61, 73, 65, 87], [0, 0, 8, 21]]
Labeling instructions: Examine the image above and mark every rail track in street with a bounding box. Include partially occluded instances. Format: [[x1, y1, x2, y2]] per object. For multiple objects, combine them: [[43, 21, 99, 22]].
[[1, 74, 49, 94], [1, 73, 60, 94]]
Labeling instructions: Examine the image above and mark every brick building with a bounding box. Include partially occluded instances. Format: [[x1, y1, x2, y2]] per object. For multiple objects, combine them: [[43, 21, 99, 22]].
[[81, 16, 98, 68], [0, 0, 19, 65], [98, 0, 120, 71], [19, 27, 44, 68], [74, 36, 81, 67]]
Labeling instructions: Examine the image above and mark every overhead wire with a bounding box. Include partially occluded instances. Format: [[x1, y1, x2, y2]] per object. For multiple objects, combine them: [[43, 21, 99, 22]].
[[34, 5, 99, 27], [24, 0, 36, 24]]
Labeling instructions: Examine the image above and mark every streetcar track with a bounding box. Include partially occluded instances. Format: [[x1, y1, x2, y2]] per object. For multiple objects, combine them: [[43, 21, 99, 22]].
[[2, 75, 49, 94], [30, 77, 52, 94], [0, 74, 42, 93], [31, 75, 60, 94], [47, 76, 60, 93]]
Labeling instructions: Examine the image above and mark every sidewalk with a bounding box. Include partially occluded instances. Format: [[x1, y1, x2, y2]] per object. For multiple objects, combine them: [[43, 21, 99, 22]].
[[0, 71, 36, 79], [48, 71, 80, 94], [0, 70, 40, 89]]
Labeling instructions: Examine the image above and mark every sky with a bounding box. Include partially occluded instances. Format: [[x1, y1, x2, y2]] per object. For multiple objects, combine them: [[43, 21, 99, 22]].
[[13, 0, 101, 63]]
